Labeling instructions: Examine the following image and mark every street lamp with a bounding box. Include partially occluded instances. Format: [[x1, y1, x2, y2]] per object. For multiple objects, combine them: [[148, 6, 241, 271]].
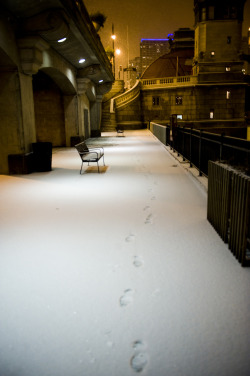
[[115, 48, 121, 79], [111, 23, 116, 78]]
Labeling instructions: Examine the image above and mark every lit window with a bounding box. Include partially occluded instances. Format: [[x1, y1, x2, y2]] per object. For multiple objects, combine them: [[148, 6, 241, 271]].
[[226, 66, 231, 71], [211, 51, 215, 57], [177, 114, 183, 120], [226, 91, 231, 99], [176, 96, 183, 105], [152, 96, 160, 106], [210, 110, 214, 119]]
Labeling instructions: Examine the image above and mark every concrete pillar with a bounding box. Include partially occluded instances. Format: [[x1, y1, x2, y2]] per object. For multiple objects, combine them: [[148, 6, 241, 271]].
[[90, 95, 103, 137], [76, 78, 92, 140], [64, 95, 78, 146], [19, 72, 36, 150], [0, 71, 36, 174]]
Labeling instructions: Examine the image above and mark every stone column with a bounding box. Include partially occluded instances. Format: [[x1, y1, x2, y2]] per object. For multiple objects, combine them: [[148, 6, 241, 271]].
[[64, 95, 78, 146], [90, 95, 103, 137], [76, 78, 91, 140], [17, 36, 50, 151]]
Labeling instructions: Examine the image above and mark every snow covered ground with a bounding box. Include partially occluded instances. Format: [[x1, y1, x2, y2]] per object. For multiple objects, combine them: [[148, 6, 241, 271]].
[[0, 130, 249, 376]]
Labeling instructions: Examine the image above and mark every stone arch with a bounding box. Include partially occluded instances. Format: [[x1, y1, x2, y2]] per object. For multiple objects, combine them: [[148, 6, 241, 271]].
[[40, 66, 77, 95]]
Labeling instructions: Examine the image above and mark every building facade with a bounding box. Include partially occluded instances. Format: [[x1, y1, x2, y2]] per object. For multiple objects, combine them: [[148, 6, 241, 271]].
[[109, 0, 249, 139], [0, 0, 114, 174], [140, 39, 170, 75]]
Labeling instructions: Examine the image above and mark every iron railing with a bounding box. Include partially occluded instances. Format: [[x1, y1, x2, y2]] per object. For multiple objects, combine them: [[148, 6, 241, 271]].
[[165, 126, 250, 177]]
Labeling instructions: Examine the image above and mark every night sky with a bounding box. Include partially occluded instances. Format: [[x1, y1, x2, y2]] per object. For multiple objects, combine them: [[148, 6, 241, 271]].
[[84, 0, 250, 73]]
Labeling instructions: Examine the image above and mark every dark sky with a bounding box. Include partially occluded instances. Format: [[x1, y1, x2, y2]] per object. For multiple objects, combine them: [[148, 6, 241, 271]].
[[84, 0, 250, 70]]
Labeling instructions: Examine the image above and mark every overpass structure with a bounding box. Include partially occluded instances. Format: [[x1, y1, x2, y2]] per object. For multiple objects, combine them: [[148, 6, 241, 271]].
[[0, 0, 114, 174]]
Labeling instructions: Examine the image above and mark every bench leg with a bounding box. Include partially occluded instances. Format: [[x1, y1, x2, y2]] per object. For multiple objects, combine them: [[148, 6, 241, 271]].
[[80, 161, 83, 174]]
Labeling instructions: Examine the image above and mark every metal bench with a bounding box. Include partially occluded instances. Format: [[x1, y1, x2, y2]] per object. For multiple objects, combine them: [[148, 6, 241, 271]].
[[74, 141, 105, 174], [116, 126, 124, 137]]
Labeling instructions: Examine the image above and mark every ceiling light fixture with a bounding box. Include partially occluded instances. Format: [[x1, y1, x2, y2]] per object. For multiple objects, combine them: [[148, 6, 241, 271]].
[[99, 79, 104, 83], [58, 37, 67, 43], [79, 58, 86, 64]]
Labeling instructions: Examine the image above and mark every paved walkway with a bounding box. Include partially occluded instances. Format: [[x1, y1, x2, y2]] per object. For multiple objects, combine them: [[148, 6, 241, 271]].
[[0, 130, 249, 376]]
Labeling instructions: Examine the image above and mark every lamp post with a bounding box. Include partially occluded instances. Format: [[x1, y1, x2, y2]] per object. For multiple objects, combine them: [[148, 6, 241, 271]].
[[116, 48, 121, 79], [111, 23, 116, 78]]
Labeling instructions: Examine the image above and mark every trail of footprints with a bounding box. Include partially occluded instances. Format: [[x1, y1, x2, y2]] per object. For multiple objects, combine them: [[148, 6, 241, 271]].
[[116, 181, 157, 372]]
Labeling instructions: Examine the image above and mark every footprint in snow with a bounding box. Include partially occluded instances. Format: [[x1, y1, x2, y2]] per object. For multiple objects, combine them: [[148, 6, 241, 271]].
[[133, 256, 144, 268], [119, 289, 135, 307], [130, 340, 148, 373], [145, 213, 153, 224], [125, 233, 136, 242]]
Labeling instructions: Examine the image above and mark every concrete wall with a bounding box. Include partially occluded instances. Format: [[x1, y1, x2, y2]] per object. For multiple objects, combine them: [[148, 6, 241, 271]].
[[195, 86, 245, 120], [116, 96, 142, 124], [141, 87, 197, 124], [150, 122, 167, 144], [140, 84, 245, 128], [33, 72, 66, 146]]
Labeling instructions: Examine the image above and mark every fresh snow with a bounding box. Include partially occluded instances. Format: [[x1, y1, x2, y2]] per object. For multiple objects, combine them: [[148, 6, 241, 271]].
[[0, 130, 249, 376]]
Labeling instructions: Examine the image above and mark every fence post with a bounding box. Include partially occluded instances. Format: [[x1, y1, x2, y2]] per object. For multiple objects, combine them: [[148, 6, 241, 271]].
[[220, 132, 225, 162], [189, 128, 192, 168], [182, 127, 186, 161], [177, 126, 180, 156], [198, 130, 202, 176]]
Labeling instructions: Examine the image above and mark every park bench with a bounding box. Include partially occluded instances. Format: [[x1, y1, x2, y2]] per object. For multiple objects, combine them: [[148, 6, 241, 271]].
[[74, 141, 105, 174], [116, 126, 124, 137]]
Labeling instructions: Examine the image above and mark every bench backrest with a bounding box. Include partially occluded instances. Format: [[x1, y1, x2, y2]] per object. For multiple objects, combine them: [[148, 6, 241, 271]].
[[75, 141, 89, 154]]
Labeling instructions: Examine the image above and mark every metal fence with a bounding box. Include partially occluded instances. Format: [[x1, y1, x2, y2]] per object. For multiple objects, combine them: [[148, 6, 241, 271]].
[[150, 122, 250, 266], [207, 161, 250, 267], [165, 125, 250, 177]]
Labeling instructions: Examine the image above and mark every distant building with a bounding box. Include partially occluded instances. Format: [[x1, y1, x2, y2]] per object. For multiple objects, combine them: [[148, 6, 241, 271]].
[[170, 28, 194, 50], [123, 67, 137, 90], [106, 0, 250, 139], [140, 39, 170, 75], [129, 57, 141, 78]]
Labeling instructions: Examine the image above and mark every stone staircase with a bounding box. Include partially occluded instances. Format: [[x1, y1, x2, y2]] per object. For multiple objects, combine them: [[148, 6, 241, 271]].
[[101, 80, 124, 131]]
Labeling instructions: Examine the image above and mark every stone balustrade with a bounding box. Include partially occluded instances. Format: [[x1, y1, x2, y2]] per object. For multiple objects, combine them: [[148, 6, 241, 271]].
[[114, 80, 141, 109], [141, 75, 197, 88]]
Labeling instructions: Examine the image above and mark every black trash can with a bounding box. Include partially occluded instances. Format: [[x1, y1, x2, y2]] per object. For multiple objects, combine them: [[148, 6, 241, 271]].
[[32, 142, 52, 172]]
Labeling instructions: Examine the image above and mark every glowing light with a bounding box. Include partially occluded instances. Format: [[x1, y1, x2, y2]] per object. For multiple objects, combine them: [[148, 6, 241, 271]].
[[79, 58, 86, 64], [58, 37, 67, 43], [99, 79, 104, 83], [116, 48, 121, 55], [111, 35, 116, 40]]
